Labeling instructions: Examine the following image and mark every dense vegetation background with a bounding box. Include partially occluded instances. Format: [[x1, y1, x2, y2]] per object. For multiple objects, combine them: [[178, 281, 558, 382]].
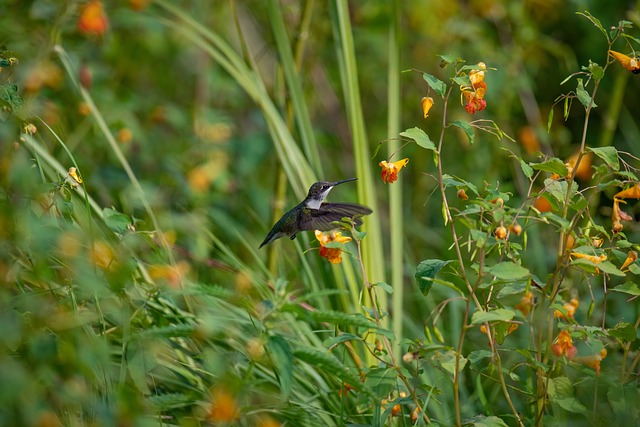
[[1, 1, 640, 426]]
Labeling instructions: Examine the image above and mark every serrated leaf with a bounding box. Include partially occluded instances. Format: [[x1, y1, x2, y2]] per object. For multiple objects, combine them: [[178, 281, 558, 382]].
[[611, 282, 640, 296], [307, 310, 391, 335], [363, 367, 396, 399], [103, 207, 132, 233], [434, 350, 467, 376], [608, 321, 636, 342], [471, 308, 516, 324], [596, 261, 625, 277], [423, 72, 447, 97], [324, 333, 363, 348], [400, 127, 435, 151], [415, 259, 454, 297], [467, 349, 492, 365], [449, 120, 475, 145], [267, 335, 293, 397], [452, 75, 470, 86], [587, 60, 604, 81], [588, 146, 619, 171], [576, 78, 596, 109], [531, 158, 568, 176], [486, 262, 530, 280]]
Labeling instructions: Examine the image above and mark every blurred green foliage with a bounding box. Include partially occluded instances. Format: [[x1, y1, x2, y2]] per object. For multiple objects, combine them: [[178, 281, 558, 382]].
[[1, 1, 640, 426]]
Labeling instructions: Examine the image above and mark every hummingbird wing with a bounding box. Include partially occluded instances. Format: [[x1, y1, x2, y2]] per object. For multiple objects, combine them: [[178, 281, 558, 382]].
[[298, 203, 372, 231]]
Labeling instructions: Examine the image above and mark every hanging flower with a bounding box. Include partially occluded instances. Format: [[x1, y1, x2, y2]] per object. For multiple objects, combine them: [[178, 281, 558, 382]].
[[460, 62, 488, 114], [514, 291, 534, 316], [620, 251, 638, 271], [379, 158, 409, 184], [315, 230, 352, 264], [609, 50, 640, 74], [551, 330, 577, 359], [575, 349, 607, 376], [554, 298, 579, 320], [421, 96, 434, 118], [208, 388, 240, 423], [77, 1, 109, 36], [68, 167, 83, 185]]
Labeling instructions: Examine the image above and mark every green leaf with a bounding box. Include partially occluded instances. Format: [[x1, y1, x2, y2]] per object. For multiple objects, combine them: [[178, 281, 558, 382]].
[[466, 415, 509, 427], [467, 350, 492, 365], [374, 281, 393, 294], [449, 120, 475, 145], [103, 207, 132, 233], [520, 159, 534, 179], [577, 11, 608, 39], [422, 72, 447, 97], [442, 174, 478, 195], [267, 335, 293, 397], [415, 259, 454, 297], [486, 262, 530, 280], [611, 282, 640, 296], [587, 60, 604, 81], [471, 308, 516, 325], [363, 367, 396, 399], [576, 78, 596, 109], [530, 158, 568, 176], [400, 127, 436, 151], [608, 321, 636, 342], [588, 146, 619, 171], [324, 333, 363, 347], [452, 75, 470, 87], [434, 350, 467, 376], [293, 346, 365, 394]]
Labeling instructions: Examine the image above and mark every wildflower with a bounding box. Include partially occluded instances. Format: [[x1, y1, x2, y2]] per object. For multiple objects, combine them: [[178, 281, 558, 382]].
[[315, 230, 352, 264], [509, 223, 523, 236], [554, 298, 579, 320], [570, 252, 607, 264], [494, 225, 507, 240], [22, 123, 37, 135], [591, 237, 604, 248], [77, 1, 109, 36], [379, 158, 409, 184], [411, 407, 421, 424], [612, 198, 633, 233], [148, 261, 190, 288], [609, 50, 640, 74], [90, 240, 115, 270], [117, 128, 133, 143], [457, 189, 468, 200], [615, 183, 640, 199], [518, 126, 540, 155], [514, 291, 534, 316], [68, 167, 83, 185], [208, 388, 239, 423], [551, 330, 577, 359], [421, 96, 434, 118], [460, 62, 488, 114], [620, 250, 638, 271], [575, 348, 607, 376]]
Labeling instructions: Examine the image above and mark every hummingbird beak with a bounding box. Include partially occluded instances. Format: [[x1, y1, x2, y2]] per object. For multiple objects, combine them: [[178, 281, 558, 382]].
[[331, 177, 357, 187]]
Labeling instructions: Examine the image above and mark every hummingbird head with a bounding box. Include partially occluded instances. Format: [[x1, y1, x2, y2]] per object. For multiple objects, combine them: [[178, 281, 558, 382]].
[[304, 177, 357, 209]]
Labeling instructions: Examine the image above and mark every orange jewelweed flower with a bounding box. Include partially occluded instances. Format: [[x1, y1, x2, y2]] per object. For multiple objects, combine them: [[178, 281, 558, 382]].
[[609, 50, 640, 74], [208, 388, 240, 423], [77, 1, 109, 36], [621, 250, 638, 271], [554, 298, 578, 320], [615, 183, 640, 199], [421, 96, 434, 118], [461, 62, 488, 114], [514, 291, 534, 316], [612, 198, 633, 233], [315, 230, 352, 264], [379, 158, 409, 184], [575, 348, 607, 376], [68, 167, 83, 185], [551, 330, 577, 359]]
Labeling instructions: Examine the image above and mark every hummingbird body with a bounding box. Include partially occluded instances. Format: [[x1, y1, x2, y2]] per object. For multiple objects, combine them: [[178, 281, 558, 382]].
[[260, 178, 372, 248]]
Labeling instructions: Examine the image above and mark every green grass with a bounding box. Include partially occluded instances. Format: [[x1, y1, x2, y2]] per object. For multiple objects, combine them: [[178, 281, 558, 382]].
[[1, 2, 640, 426]]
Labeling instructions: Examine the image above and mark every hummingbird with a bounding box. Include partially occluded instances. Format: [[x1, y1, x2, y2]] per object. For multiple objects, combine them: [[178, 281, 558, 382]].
[[259, 177, 372, 248]]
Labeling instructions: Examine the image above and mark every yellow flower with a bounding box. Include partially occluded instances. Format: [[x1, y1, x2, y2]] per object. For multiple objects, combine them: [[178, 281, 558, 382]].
[[421, 96, 434, 118], [575, 348, 607, 376], [315, 230, 352, 264], [554, 298, 578, 320], [514, 291, 533, 316], [379, 158, 409, 184], [620, 250, 638, 271], [460, 62, 488, 114], [609, 50, 640, 74], [68, 167, 83, 184]]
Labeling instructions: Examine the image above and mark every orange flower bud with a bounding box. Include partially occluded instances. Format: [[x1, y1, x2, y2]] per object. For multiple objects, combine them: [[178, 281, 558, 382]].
[[509, 223, 522, 236], [609, 50, 640, 74], [457, 189, 468, 200]]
